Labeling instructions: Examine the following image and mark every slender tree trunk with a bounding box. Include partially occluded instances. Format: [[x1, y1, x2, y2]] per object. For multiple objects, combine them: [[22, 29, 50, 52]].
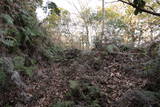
[[101, 0, 105, 41], [138, 29, 143, 46], [85, 25, 90, 49]]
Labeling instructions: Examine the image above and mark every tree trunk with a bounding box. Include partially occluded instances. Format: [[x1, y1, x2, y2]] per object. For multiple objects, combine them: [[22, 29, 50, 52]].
[[101, 0, 105, 41]]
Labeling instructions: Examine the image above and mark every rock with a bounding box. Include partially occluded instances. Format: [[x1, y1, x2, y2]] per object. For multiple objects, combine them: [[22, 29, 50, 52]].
[[0, 57, 32, 103], [11, 71, 27, 89], [1, 57, 27, 88], [1, 57, 14, 73]]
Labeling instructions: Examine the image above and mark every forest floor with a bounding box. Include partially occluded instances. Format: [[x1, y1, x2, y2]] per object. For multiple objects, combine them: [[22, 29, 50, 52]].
[[20, 48, 149, 107], [1, 48, 153, 107]]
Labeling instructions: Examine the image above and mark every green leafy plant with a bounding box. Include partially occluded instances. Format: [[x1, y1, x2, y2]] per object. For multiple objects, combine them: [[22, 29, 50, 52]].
[[0, 14, 14, 25], [54, 80, 108, 107], [0, 36, 17, 47], [43, 2, 60, 16], [42, 45, 64, 61], [13, 56, 25, 69], [13, 56, 37, 77]]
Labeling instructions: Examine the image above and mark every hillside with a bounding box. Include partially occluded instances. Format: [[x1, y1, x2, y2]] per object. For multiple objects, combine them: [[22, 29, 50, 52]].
[[0, 0, 160, 107]]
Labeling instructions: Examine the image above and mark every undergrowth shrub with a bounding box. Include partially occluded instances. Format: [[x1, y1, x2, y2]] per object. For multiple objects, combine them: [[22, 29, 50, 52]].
[[0, 0, 62, 63], [0, 0, 44, 52], [13, 56, 37, 77], [0, 56, 37, 94], [53, 80, 108, 107], [136, 45, 160, 105], [42, 45, 65, 62], [0, 14, 14, 25], [143, 57, 160, 91]]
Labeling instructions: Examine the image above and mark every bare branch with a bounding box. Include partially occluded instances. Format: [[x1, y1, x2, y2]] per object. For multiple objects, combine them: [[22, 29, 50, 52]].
[[145, 5, 156, 12], [118, 0, 160, 16]]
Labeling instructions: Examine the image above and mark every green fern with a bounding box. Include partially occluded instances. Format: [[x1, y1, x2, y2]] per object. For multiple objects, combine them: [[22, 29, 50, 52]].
[[13, 56, 25, 70], [0, 14, 14, 25], [0, 36, 17, 47], [24, 66, 36, 77], [13, 56, 36, 77]]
